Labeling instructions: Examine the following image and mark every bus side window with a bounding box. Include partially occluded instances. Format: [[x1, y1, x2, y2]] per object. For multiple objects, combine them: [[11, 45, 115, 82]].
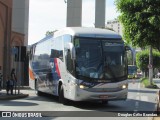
[[63, 35, 74, 74], [66, 49, 73, 74]]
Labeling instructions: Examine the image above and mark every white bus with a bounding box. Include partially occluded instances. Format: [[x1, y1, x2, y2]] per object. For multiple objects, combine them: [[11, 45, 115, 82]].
[[29, 27, 128, 104]]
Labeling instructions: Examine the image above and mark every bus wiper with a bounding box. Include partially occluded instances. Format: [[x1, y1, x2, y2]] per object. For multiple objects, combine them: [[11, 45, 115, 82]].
[[77, 75, 97, 82], [107, 65, 117, 82]]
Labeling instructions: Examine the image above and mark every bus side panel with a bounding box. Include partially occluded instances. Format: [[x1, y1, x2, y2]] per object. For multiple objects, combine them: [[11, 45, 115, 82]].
[[29, 61, 35, 89], [48, 58, 62, 96]]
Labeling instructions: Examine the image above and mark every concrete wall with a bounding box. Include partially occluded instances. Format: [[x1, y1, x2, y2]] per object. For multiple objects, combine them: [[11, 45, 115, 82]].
[[0, 0, 29, 87], [12, 0, 29, 46], [95, 0, 106, 28], [0, 0, 12, 86], [67, 0, 106, 28], [67, 0, 82, 27], [106, 19, 123, 36]]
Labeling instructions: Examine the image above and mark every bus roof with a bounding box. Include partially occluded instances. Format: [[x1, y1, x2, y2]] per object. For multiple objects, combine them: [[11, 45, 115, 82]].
[[54, 27, 122, 39], [31, 34, 53, 46]]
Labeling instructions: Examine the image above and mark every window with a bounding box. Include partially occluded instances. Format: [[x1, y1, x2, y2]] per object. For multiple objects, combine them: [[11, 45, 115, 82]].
[[51, 36, 63, 61], [66, 49, 73, 73], [63, 35, 74, 74]]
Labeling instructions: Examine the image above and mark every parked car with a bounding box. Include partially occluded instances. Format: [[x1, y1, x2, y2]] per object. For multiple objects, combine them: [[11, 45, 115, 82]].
[[137, 71, 143, 78], [155, 72, 160, 78]]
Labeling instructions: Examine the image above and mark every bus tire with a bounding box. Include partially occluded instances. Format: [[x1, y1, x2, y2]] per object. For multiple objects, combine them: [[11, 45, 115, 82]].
[[35, 80, 42, 96], [59, 85, 68, 105]]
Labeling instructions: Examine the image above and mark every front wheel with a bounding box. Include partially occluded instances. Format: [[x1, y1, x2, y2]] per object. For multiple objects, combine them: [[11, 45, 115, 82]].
[[35, 80, 42, 96], [59, 85, 68, 105]]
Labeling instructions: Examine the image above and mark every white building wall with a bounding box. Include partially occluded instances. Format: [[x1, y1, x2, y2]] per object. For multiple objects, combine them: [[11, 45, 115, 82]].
[[106, 19, 123, 36]]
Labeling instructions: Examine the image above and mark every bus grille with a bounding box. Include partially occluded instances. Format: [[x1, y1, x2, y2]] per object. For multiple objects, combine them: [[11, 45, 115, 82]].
[[85, 88, 123, 92]]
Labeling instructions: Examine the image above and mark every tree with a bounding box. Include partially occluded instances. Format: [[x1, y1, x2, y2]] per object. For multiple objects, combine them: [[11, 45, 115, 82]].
[[127, 50, 133, 65], [115, 0, 160, 85], [45, 30, 57, 36], [115, 0, 160, 50], [136, 50, 160, 76]]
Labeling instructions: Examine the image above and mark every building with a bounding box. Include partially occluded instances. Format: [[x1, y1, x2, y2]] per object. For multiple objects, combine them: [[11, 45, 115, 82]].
[[0, 0, 29, 87], [106, 19, 123, 36], [11, 0, 29, 86], [67, 0, 106, 28], [12, 0, 29, 46]]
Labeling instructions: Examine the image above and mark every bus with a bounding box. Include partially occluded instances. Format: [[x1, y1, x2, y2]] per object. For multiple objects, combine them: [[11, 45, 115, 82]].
[[29, 27, 128, 104], [128, 65, 137, 79]]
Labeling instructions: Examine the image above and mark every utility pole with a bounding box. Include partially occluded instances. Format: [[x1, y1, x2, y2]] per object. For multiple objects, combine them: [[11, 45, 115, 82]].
[[149, 46, 153, 85]]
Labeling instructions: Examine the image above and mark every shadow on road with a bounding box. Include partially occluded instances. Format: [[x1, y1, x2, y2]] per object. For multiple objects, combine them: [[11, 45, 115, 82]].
[[0, 101, 38, 106], [25, 92, 59, 103]]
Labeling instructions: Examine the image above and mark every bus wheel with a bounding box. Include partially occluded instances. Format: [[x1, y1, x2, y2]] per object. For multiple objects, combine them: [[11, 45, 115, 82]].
[[35, 89, 42, 96], [101, 100, 108, 105], [59, 85, 68, 105], [35, 80, 42, 96]]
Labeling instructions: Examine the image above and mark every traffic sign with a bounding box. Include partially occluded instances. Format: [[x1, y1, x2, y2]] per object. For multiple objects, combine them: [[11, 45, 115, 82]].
[[148, 64, 152, 69]]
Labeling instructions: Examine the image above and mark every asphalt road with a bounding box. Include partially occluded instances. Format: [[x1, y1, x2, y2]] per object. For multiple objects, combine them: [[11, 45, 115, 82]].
[[0, 79, 159, 120]]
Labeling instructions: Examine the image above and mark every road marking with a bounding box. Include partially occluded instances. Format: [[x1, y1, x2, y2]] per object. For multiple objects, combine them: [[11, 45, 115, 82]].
[[136, 96, 140, 100], [134, 82, 141, 112], [138, 82, 141, 90]]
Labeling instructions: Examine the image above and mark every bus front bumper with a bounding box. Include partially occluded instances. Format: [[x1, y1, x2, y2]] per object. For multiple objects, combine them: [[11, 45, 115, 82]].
[[71, 88, 128, 101]]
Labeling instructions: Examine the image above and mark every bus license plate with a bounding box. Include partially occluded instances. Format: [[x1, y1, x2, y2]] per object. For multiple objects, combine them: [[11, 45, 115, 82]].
[[99, 95, 108, 99]]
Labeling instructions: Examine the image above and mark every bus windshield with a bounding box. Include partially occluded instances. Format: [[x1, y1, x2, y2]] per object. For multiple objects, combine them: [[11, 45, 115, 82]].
[[75, 37, 127, 82]]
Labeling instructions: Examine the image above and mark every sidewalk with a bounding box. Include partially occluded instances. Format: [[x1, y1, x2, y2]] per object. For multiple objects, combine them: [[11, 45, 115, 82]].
[[153, 117, 160, 120], [0, 87, 29, 100]]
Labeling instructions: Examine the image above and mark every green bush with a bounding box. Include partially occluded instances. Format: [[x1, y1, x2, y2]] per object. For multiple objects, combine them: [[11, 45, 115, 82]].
[[136, 50, 160, 71], [141, 77, 158, 89]]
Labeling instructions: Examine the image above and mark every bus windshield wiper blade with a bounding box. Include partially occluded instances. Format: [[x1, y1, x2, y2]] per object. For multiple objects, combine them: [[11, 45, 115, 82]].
[[107, 66, 117, 82]]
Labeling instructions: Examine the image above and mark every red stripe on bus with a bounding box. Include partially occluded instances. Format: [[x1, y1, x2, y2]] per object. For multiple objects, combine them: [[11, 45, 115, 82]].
[[54, 58, 61, 78]]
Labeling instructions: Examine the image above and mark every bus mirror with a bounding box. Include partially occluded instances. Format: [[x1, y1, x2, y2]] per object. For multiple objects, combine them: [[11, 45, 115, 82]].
[[125, 46, 131, 51], [67, 43, 76, 60]]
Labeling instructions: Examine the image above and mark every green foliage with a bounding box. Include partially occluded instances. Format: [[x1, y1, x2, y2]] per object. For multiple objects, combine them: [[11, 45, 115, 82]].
[[136, 50, 160, 71], [127, 51, 133, 65], [141, 77, 158, 88], [45, 30, 57, 36], [115, 0, 160, 51]]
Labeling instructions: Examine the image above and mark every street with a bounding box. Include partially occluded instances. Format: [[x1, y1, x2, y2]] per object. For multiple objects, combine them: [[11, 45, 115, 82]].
[[0, 79, 159, 120]]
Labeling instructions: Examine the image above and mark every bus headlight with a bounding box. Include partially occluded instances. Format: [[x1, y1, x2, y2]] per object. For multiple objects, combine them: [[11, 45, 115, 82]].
[[79, 85, 89, 89], [122, 84, 127, 89]]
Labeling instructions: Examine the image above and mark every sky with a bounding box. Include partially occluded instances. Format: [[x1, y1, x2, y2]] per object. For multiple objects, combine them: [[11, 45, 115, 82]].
[[28, 0, 120, 45]]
